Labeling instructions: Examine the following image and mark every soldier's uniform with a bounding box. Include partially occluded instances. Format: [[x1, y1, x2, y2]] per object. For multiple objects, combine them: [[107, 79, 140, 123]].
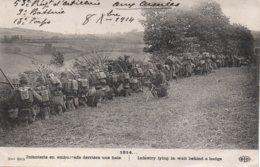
[[61, 72, 79, 111], [107, 69, 118, 96], [130, 64, 144, 93], [47, 74, 65, 115], [9, 75, 43, 124], [201, 52, 210, 75], [182, 53, 193, 77], [151, 64, 168, 97], [35, 76, 51, 119], [87, 68, 103, 107], [115, 72, 131, 97], [104, 66, 116, 100], [144, 68, 155, 89], [163, 64, 171, 81], [77, 77, 89, 107], [165, 57, 174, 81]]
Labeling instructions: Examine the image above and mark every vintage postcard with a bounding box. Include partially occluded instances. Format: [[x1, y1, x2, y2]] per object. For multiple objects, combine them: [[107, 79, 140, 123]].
[[0, 0, 259, 166]]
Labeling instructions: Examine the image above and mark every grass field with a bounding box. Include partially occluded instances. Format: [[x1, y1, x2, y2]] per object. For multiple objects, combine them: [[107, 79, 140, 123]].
[[0, 66, 258, 149]]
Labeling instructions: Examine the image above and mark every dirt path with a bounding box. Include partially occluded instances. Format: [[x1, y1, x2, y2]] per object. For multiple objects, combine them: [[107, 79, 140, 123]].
[[0, 67, 258, 149]]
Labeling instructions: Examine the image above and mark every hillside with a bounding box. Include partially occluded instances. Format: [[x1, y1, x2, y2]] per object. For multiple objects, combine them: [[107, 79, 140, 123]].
[[0, 28, 145, 75], [0, 27, 64, 39]]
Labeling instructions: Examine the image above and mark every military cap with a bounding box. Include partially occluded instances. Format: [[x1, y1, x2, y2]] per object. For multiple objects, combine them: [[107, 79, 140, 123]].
[[156, 64, 162, 70], [20, 75, 29, 85]]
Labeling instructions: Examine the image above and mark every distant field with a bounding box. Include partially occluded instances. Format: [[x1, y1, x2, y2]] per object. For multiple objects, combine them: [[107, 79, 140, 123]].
[[0, 39, 146, 76], [0, 67, 257, 149]]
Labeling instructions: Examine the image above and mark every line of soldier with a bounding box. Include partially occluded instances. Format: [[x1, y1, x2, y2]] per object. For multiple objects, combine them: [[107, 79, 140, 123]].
[[162, 52, 250, 80], [1, 52, 250, 126]]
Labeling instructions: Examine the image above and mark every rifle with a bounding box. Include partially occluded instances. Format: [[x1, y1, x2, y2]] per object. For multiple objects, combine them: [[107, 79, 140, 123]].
[[115, 62, 125, 73], [66, 68, 77, 79], [33, 63, 47, 85], [0, 67, 15, 89]]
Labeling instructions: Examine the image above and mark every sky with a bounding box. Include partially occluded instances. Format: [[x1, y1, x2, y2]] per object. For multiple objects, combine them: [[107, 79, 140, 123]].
[[0, 0, 259, 34]]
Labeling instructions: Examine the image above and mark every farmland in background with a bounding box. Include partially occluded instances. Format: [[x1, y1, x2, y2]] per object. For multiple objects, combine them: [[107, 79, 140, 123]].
[[0, 28, 146, 76]]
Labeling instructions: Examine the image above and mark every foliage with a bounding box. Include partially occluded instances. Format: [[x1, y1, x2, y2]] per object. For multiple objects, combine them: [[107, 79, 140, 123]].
[[50, 52, 64, 66], [1, 35, 21, 43], [42, 43, 56, 54], [141, 0, 254, 60]]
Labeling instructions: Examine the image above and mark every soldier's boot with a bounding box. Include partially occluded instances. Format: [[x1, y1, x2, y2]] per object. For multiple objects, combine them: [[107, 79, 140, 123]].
[[74, 97, 79, 109], [57, 105, 63, 115], [79, 98, 87, 107], [42, 107, 50, 120], [27, 109, 36, 124], [96, 98, 102, 108], [66, 99, 74, 111], [71, 101, 76, 110]]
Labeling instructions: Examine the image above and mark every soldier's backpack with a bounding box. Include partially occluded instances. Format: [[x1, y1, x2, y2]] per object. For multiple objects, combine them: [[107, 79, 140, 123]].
[[18, 87, 30, 100], [38, 86, 50, 102], [41, 89, 50, 102], [64, 79, 78, 93], [78, 79, 89, 89], [63, 81, 70, 93], [89, 73, 99, 86], [123, 73, 130, 80], [18, 87, 34, 103], [50, 76, 60, 85], [96, 71, 107, 80], [132, 67, 143, 77], [71, 79, 78, 91], [111, 74, 118, 83]]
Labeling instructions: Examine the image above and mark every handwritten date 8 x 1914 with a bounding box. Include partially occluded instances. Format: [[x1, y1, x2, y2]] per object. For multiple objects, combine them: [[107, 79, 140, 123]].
[[82, 10, 134, 25]]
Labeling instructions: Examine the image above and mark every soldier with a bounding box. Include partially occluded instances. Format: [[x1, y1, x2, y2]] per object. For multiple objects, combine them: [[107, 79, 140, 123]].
[[130, 64, 143, 93], [211, 54, 218, 69], [47, 73, 65, 115], [113, 71, 131, 97], [165, 56, 174, 81], [96, 69, 113, 101], [11, 75, 43, 124], [35, 76, 51, 119], [87, 67, 103, 107], [163, 64, 171, 81], [215, 54, 222, 68], [182, 53, 193, 77], [117, 55, 132, 72], [61, 72, 79, 111], [77, 75, 89, 107], [104, 65, 115, 100], [150, 64, 168, 98], [205, 53, 214, 73], [106, 65, 118, 97], [143, 63, 156, 89]]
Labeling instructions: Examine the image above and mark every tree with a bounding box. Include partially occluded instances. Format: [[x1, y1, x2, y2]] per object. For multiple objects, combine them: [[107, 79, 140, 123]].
[[141, 0, 255, 61], [50, 52, 64, 66]]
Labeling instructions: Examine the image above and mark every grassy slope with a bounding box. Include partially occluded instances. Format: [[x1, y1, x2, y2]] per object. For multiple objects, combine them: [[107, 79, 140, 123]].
[[0, 67, 258, 149]]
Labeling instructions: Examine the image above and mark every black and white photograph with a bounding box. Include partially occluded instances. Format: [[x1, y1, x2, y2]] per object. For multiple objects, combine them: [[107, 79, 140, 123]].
[[0, 0, 259, 154]]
